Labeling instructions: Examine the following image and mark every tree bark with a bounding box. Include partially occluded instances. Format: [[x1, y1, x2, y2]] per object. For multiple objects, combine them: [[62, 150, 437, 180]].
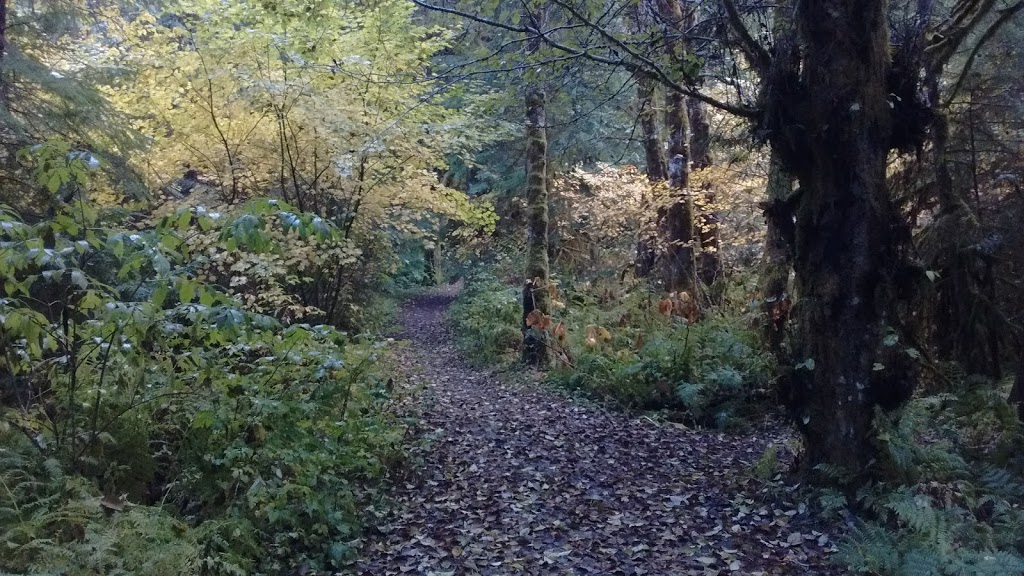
[[784, 0, 914, 477], [1009, 348, 1024, 422], [657, 0, 696, 294], [690, 100, 721, 285], [688, 100, 711, 170], [760, 151, 795, 358], [662, 92, 696, 294], [0, 0, 8, 105], [638, 76, 667, 183], [634, 74, 666, 278], [521, 6, 550, 367]]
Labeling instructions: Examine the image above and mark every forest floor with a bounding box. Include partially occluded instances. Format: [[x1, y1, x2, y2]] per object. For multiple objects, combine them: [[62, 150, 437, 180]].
[[357, 288, 844, 576]]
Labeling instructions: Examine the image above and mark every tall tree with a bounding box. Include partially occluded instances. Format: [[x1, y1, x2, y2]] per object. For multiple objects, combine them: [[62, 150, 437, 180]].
[[411, 0, 1011, 478], [775, 0, 914, 474], [521, 4, 551, 367], [690, 94, 722, 286], [633, 1, 667, 278], [656, 0, 697, 294]]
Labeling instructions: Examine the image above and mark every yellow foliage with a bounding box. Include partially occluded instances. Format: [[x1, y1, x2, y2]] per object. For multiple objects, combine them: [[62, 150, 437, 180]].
[[100, 0, 497, 240]]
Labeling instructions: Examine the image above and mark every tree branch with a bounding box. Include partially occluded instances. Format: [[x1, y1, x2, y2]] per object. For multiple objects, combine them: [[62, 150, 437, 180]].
[[943, 0, 1024, 107], [926, 0, 1000, 72], [720, 0, 773, 73], [410, 0, 760, 118]]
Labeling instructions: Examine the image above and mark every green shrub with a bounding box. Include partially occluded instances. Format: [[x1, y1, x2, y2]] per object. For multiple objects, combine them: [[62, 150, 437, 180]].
[[0, 192, 405, 574], [446, 275, 775, 428], [448, 276, 523, 365], [548, 286, 774, 427], [0, 435, 212, 576]]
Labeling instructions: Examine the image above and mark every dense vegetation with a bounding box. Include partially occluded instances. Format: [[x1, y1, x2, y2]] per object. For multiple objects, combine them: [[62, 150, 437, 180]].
[[2, 0, 1024, 574]]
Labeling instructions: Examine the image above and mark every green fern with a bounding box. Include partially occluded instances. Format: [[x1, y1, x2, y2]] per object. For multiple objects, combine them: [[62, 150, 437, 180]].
[[883, 487, 939, 536]]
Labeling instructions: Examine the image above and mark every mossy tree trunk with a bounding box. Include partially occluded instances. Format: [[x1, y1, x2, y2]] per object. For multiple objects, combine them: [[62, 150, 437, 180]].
[[521, 5, 550, 366], [0, 0, 8, 104], [783, 0, 914, 476], [634, 73, 667, 278], [1010, 350, 1024, 422], [759, 151, 795, 358], [638, 78, 668, 183], [657, 0, 696, 294], [690, 100, 721, 286]]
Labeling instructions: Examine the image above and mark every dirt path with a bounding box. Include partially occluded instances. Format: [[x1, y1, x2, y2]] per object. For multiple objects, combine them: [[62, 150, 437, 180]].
[[357, 289, 842, 576]]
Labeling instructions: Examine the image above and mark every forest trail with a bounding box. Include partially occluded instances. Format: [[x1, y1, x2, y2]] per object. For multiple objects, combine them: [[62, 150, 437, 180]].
[[358, 288, 842, 576]]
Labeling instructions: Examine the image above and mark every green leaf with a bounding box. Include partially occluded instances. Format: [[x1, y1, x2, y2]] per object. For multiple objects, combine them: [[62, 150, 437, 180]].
[[152, 253, 171, 275], [179, 280, 196, 303], [152, 281, 169, 308], [177, 210, 193, 233], [69, 269, 88, 289], [47, 173, 62, 193], [199, 287, 215, 307]]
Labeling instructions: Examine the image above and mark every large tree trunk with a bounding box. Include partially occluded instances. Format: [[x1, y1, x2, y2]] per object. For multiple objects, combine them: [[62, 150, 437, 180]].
[[634, 74, 666, 278], [785, 0, 913, 476]]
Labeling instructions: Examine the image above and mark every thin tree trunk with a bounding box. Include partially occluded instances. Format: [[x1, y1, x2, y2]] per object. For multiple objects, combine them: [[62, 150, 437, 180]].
[[1009, 347, 1024, 422], [634, 74, 666, 278], [690, 100, 721, 285], [663, 91, 695, 294], [521, 7, 550, 367], [638, 77, 667, 183], [759, 151, 795, 358], [657, 0, 696, 294], [786, 0, 914, 476]]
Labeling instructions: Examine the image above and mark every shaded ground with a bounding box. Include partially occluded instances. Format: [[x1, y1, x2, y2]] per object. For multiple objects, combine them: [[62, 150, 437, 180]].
[[358, 288, 843, 575]]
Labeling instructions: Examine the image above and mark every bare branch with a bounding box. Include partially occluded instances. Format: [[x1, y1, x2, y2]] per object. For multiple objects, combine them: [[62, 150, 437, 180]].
[[943, 0, 1024, 107], [926, 0, 1000, 71], [720, 0, 773, 73], [411, 0, 760, 118]]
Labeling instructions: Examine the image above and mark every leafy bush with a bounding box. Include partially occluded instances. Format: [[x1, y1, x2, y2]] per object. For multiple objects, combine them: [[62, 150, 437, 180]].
[[0, 166, 405, 574], [0, 438, 212, 575]]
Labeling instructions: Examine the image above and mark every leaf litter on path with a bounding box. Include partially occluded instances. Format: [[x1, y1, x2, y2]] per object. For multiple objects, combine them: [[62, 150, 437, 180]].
[[357, 289, 842, 575]]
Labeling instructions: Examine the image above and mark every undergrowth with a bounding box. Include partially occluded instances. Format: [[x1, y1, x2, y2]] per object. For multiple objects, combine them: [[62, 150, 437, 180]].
[[447, 274, 523, 366], [0, 178, 406, 574], [824, 378, 1024, 575], [448, 273, 775, 428]]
